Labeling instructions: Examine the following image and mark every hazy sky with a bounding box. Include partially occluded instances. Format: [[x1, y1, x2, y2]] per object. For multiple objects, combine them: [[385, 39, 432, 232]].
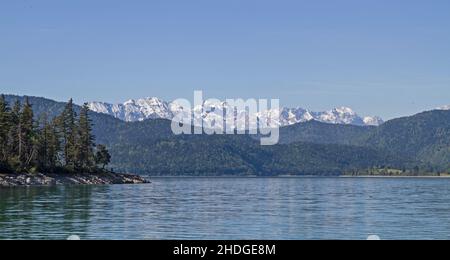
[[1, 0, 450, 119]]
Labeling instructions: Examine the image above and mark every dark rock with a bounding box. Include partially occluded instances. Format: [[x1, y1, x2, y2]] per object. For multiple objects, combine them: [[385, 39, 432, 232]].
[[0, 172, 149, 187]]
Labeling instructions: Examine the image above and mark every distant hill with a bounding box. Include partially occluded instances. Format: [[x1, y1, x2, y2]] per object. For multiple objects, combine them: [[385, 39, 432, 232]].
[[364, 110, 450, 170], [105, 132, 402, 176], [277, 120, 373, 146], [278, 110, 450, 171], [4, 95, 70, 119]]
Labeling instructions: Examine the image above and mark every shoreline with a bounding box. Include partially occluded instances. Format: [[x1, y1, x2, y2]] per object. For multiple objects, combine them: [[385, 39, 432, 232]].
[[3, 173, 449, 187], [341, 175, 450, 178], [146, 175, 450, 178], [0, 172, 150, 187]]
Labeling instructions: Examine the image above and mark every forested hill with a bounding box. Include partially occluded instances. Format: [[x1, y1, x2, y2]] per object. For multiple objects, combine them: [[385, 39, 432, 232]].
[[275, 110, 450, 172], [277, 120, 374, 145], [2, 95, 449, 175], [365, 110, 450, 169], [4, 95, 69, 119]]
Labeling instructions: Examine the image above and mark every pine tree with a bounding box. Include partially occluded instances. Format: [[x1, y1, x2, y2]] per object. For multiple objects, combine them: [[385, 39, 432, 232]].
[[76, 103, 95, 170], [7, 100, 21, 169], [1, 96, 109, 174], [19, 97, 36, 170], [48, 120, 62, 170], [0, 95, 11, 162], [36, 116, 48, 170], [36, 114, 62, 172], [58, 99, 77, 170], [37, 114, 50, 170]]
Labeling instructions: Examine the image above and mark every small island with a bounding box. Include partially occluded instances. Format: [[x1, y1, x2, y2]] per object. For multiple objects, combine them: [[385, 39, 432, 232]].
[[0, 95, 148, 187]]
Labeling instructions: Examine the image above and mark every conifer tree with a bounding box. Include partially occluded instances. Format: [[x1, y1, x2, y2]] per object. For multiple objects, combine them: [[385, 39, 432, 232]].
[[19, 97, 36, 170], [36, 113, 61, 171], [76, 103, 95, 170], [0, 95, 11, 172], [0, 96, 110, 174], [47, 120, 62, 170], [58, 98, 77, 170], [36, 115, 49, 170], [7, 100, 21, 168], [0, 95, 11, 163]]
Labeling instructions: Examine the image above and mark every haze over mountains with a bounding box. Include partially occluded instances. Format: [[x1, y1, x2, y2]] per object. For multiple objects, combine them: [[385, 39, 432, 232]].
[[88, 97, 384, 127]]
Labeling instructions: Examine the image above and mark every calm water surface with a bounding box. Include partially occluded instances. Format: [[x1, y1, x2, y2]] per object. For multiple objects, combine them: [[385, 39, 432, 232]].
[[1, 177, 449, 240]]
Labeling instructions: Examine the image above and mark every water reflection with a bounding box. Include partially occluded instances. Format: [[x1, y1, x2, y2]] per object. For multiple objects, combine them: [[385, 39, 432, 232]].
[[0, 185, 103, 239], [1, 178, 450, 240]]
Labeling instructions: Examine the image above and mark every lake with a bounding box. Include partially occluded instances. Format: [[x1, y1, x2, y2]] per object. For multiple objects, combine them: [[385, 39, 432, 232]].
[[1, 177, 449, 240]]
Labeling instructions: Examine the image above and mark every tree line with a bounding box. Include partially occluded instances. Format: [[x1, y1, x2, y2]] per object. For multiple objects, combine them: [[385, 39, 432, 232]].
[[0, 95, 111, 174]]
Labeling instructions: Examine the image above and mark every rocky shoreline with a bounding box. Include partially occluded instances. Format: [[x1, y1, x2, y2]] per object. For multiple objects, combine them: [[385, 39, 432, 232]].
[[0, 172, 149, 187]]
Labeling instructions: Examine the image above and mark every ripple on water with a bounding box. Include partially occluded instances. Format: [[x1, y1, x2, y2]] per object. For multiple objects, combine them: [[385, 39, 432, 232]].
[[1, 177, 450, 240]]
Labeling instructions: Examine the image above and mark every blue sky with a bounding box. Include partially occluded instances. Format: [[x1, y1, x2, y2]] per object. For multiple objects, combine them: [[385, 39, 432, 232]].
[[1, 0, 450, 119]]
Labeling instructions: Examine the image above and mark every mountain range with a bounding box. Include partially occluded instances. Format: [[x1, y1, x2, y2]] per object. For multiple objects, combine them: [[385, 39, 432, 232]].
[[88, 97, 384, 127], [3, 94, 450, 176], [439, 105, 450, 110]]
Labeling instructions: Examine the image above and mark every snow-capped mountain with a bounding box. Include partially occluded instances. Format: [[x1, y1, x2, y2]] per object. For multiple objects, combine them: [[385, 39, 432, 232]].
[[362, 116, 384, 126], [437, 105, 450, 111], [88, 97, 384, 127], [88, 98, 174, 122]]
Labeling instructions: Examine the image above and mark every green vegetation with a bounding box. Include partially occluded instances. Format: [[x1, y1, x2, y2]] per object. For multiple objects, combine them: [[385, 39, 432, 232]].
[[343, 167, 449, 177], [276, 120, 373, 145], [100, 131, 406, 176], [0, 95, 111, 174], [364, 110, 450, 172], [271, 111, 450, 173], [2, 94, 450, 176]]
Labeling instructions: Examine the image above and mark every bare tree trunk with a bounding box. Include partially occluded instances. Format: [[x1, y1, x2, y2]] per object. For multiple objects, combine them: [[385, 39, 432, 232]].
[[18, 123, 22, 165], [26, 147, 37, 166]]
